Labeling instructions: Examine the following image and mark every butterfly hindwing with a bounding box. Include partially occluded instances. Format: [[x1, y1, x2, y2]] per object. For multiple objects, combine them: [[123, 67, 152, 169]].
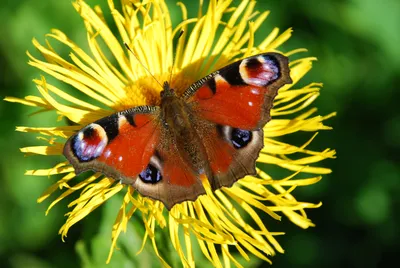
[[137, 139, 206, 209], [196, 123, 264, 190]]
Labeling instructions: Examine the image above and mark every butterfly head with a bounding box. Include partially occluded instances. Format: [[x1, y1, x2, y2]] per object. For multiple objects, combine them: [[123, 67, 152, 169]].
[[160, 81, 177, 99]]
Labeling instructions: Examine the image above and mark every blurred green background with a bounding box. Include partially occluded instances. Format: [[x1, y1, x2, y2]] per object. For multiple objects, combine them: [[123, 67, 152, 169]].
[[1, 0, 399, 267]]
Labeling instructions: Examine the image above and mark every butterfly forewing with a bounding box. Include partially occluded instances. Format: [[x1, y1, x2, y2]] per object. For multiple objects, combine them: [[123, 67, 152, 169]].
[[186, 53, 291, 129], [63, 106, 161, 184]]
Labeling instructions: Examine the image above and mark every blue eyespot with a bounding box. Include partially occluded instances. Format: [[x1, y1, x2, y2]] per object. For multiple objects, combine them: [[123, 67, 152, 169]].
[[71, 124, 108, 162], [139, 164, 162, 183], [231, 128, 252, 149]]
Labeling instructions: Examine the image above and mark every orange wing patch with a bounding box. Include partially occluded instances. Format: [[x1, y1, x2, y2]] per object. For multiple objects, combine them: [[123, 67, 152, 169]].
[[191, 76, 266, 130]]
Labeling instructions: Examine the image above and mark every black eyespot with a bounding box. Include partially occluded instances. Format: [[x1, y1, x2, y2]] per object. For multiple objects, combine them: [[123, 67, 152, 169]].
[[231, 128, 252, 149], [139, 164, 162, 183]]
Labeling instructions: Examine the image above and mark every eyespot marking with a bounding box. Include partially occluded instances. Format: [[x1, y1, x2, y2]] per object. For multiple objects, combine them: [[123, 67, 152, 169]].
[[240, 55, 281, 87], [139, 164, 162, 183], [230, 128, 252, 149], [217, 125, 253, 149], [71, 123, 108, 162], [139, 154, 163, 184]]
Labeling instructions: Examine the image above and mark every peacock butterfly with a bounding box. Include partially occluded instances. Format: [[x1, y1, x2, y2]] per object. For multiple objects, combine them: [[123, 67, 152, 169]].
[[63, 53, 292, 209]]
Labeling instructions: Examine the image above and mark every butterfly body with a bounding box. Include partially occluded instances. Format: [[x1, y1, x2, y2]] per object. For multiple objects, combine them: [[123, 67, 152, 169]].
[[159, 82, 214, 188], [64, 53, 292, 209]]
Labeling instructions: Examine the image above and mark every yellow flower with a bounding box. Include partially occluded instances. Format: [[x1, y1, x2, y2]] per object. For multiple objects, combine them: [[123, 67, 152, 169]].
[[5, 0, 336, 267]]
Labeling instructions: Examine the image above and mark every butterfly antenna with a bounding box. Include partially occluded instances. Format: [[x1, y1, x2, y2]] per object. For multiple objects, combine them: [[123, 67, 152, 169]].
[[124, 42, 163, 89], [168, 30, 185, 87]]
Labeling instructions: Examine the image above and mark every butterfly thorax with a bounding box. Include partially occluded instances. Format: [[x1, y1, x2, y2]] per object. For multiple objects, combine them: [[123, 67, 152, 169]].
[[160, 82, 211, 177], [160, 83, 189, 131]]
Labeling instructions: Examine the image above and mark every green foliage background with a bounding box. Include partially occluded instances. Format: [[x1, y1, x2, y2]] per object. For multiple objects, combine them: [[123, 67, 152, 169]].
[[0, 0, 399, 267]]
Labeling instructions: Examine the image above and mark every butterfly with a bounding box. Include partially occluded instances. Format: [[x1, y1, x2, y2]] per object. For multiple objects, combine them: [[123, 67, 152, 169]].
[[63, 53, 292, 210]]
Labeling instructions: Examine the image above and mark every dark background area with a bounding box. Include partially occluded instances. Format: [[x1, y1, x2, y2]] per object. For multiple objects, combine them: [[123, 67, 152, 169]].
[[0, 0, 399, 267]]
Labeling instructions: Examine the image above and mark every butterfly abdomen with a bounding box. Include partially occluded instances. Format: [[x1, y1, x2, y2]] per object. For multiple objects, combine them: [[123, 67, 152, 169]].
[[159, 93, 211, 177]]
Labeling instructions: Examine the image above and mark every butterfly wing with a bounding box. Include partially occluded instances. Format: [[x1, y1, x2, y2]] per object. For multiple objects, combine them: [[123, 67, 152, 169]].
[[64, 106, 161, 184], [185, 52, 292, 189]]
